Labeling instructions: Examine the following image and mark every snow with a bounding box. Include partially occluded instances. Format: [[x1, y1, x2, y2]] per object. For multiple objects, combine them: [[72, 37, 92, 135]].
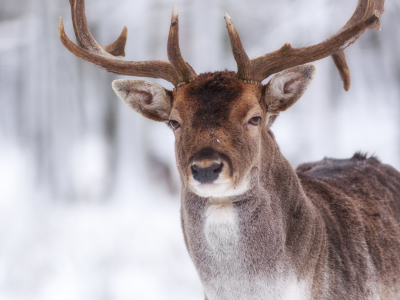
[[0, 147, 202, 299], [0, 0, 400, 298]]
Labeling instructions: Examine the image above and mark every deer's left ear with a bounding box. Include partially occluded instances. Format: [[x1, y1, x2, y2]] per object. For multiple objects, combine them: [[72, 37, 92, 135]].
[[112, 79, 173, 122], [264, 64, 316, 126]]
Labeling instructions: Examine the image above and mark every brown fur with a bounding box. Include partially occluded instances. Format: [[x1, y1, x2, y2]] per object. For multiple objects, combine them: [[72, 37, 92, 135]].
[[172, 72, 263, 188], [113, 69, 400, 299], [297, 154, 400, 297], [171, 71, 400, 299]]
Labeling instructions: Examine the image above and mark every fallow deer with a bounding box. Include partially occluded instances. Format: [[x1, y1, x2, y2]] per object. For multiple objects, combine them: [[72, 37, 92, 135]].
[[59, 0, 400, 298]]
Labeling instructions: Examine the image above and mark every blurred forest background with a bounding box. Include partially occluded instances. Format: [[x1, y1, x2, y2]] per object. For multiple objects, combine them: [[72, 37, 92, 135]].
[[0, 0, 399, 299]]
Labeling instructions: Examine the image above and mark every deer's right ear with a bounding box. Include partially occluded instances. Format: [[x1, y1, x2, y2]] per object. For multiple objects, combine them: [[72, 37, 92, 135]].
[[264, 64, 316, 126], [112, 80, 173, 122]]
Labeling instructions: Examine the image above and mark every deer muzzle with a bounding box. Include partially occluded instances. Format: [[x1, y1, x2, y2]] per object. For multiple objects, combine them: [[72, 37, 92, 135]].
[[191, 162, 223, 183]]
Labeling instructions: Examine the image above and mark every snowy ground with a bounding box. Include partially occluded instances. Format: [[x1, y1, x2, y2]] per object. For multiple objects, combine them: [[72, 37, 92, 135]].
[[0, 178, 202, 300], [0, 142, 203, 300]]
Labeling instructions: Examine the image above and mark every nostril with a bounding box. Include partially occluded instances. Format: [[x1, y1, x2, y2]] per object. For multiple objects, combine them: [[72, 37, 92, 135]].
[[212, 163, 223, 174], [191, 165, 199, 174]]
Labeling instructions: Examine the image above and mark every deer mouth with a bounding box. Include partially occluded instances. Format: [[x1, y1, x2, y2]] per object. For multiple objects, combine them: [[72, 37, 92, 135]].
[[188, 174, 251, 198], [186, 147, 249, 197]]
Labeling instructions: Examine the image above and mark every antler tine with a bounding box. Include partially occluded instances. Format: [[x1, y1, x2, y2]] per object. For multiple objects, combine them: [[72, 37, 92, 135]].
[[59, 0, 180, 85], [69, 0, 126, 56], [167, 5, 197, 85], [329, 0, 384, 90], [224, 13, 252, 81], [332, 51, 351, 91], [249, 0, 384, 90], [103, 26, 128, 57]]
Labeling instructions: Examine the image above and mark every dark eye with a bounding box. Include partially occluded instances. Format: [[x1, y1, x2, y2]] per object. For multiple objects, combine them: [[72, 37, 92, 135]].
[[169, 120, 181, 130], [248, 116, 262, 126]]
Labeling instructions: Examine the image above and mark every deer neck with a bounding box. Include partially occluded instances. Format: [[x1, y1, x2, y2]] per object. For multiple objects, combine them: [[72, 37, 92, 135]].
[[260, 129, 309, 215], [181, 130, 324, 299]]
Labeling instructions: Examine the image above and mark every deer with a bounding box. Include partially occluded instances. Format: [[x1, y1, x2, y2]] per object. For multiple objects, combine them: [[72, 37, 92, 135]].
[[59, 0, 400, 299]]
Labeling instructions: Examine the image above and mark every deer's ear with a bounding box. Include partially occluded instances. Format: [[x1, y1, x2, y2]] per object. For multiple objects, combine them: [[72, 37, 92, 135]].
[[112, 79, 173, 122], [264, 64, 316, 125]]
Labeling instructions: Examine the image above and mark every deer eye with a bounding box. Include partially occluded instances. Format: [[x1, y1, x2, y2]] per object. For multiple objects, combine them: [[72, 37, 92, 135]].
[[248, 116, 262, 126], [169, 120, 181, 130]]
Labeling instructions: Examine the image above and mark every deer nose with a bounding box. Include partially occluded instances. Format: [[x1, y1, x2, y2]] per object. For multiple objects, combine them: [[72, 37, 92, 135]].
[[191, 162, 223, 183]]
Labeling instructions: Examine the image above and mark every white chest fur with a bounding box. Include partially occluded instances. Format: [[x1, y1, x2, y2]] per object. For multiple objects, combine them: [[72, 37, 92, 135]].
[[204, 201, 239, 254], [201, 200, 310, 300]]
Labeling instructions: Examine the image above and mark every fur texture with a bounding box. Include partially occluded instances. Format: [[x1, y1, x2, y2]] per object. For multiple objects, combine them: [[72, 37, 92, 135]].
[[177, 70, 400, 299], [112, 79, 173, 122], [113, 67, 400, 299]]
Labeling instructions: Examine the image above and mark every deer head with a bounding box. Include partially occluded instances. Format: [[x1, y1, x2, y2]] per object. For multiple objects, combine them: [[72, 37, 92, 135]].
[[112, 66, 316, 199], [59, 0, 383, 199]]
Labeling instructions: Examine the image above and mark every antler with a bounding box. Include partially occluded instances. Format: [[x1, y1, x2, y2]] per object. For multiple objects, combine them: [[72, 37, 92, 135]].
[[224, 13, 252, 81], [225, 0, 385, 90], [59, 0, 196, 86], [168, 5, 198, 85]]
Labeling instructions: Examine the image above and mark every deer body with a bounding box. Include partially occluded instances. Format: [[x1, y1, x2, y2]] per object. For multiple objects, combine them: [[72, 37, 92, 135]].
[[59, 0, 400, 299], [182, 135, 400, 300], [173, 73, 400, 300]]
